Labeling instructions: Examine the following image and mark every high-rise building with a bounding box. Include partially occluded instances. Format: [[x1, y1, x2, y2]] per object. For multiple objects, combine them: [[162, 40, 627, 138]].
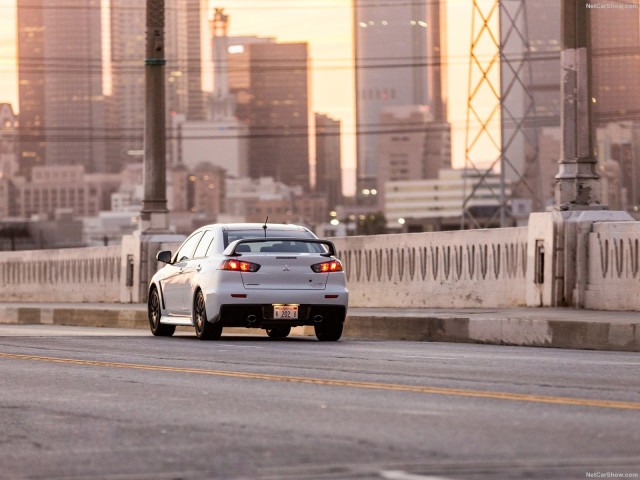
[[184, 0, 207, 121], [107, 0, 206, 171], [353, 0, 448, 195], [17, 0, 106, 177], [315, 113, 342, 210], [169, 9, 249, 178], [227, 38, 311, 189], [519, 1, 640, 128], [376, 105, 451, 210], [525, 1, 562, 127], [0, 103, 19, 180], [590, 7, 640, 129]]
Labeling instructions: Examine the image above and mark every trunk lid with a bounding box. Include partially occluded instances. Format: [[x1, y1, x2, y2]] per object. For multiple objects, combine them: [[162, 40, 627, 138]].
[[239, 253, 328, 290]]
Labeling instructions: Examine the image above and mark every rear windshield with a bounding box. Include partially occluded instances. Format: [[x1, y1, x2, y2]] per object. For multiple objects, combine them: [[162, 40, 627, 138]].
[[223, 229, 316, 248], [232, 239, 327, 254]]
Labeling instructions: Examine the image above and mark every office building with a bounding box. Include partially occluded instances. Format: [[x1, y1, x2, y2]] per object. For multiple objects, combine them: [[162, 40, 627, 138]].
[[227, 38, 311, 189], [353, 0, 448, 195], [17, 0, 106, 177], [385, 169, 509, 232], [9, 165, 121, 219], [224, 177, 327, 227], [170, 162, 226, 222], [169, 8, 248, 177], [377, 105, 451, 180], [107, 0, 206, 171], [315, 113, 342, 210], [0, 103, 19, 179]]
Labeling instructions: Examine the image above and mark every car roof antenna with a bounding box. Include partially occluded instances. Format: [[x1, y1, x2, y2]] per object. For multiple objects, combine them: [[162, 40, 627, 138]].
[[262, 216, 268, 237]]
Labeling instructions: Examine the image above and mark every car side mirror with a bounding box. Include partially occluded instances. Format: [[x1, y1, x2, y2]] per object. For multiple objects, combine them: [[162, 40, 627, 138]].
[[156, 250, 172, 264]]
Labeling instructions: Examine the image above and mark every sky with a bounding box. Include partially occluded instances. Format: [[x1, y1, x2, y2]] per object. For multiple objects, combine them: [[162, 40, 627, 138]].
[[0, 0, 493, 195]]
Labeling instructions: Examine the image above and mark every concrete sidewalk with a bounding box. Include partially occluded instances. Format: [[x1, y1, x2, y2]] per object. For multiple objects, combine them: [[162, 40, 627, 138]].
[[0, 302, 638, 352]]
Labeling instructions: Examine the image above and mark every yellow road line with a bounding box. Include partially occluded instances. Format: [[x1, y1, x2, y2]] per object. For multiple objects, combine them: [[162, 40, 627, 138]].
[[2, 351, 640, 411]]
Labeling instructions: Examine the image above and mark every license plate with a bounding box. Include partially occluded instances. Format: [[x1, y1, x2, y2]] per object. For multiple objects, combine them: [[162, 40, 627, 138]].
[[273, 305, 298, 319]]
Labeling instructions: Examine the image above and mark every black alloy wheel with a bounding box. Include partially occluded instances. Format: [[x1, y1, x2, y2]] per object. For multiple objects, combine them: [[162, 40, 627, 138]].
[[194, 290, 222, 340], [148, 288, 175, 337], [314, 321, 343, 342], [266, 326, 291, 339]]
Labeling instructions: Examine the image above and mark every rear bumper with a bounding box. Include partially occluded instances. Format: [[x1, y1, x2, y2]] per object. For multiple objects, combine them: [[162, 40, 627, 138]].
[[201, 280, 348, 327], [217, 303, 347, 328], [203, 284, 349, 321]]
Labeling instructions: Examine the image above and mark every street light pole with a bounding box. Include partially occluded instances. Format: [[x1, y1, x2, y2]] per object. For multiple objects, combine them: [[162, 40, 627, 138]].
[[526, 0, 635, 308], [140, 0, 169, 231], [553, 0, 603, 210]]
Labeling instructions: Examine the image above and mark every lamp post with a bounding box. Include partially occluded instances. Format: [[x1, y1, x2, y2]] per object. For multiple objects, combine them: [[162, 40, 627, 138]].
[[140, 0, 169, 232], [553, 0, 603, 210]]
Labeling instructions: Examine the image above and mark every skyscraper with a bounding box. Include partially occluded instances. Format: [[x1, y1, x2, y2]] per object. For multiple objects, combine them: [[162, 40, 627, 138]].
[[315, 113, 342, 210], [107, 0, 206, 171], [0, 103, 19, 179], [353, 0, 447, 195], [17, 0, 106, 177], [227, 38, 311, 189]]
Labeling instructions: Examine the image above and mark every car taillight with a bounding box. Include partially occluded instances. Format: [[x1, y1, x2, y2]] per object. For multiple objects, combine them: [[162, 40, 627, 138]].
[[311, 260, 343, 273], [221, 259, 261, 272]]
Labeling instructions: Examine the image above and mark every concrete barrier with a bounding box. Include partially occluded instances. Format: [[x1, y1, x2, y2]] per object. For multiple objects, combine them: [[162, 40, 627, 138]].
[[0, 246, 122, 302], [332, 227, 528, 308], [585, 222, 640, 310], [1, 218, 640, 312], [1, 303, 638, 351]]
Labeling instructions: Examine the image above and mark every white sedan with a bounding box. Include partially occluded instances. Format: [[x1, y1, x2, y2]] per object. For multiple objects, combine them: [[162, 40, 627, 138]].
[[147, 223, 349, 341]]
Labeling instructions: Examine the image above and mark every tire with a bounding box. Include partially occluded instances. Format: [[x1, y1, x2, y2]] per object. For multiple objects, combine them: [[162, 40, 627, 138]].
[[314, 321, 343, 341], [194, 290, 222, 340], [148, 288, 175, 337], [266, 326, 291, 339]]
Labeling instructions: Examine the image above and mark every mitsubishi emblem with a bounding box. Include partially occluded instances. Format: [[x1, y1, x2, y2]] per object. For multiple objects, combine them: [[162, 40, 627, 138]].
[[282, 265, 290, 272]]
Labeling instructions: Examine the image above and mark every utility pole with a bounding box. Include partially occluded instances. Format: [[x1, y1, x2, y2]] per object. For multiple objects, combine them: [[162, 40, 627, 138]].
[[553, 0, 602, 209], [140, 0, 169, 232]]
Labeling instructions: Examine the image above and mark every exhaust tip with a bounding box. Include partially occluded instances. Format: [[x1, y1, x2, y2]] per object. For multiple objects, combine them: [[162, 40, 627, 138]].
[[247, 314, 257, 324], [313, 315, 323, 324]]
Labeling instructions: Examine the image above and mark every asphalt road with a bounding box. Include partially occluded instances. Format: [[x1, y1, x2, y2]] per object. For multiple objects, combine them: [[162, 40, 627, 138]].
[[1, 325, 639, 480]]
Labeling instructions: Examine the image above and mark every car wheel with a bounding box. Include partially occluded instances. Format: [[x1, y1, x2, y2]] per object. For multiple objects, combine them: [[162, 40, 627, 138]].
[[314, 321, 343, 341], [148, 288, 175, 337], [194, 290, 222, 340], [266, 326, 291, 338]]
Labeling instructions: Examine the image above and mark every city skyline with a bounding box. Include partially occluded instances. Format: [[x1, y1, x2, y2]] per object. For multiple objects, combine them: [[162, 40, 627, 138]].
[[0, 0, 481, 196]]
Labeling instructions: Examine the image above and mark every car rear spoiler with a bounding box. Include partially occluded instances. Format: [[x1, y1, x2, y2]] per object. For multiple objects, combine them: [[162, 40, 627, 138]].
[[223, 237, 337, 258]]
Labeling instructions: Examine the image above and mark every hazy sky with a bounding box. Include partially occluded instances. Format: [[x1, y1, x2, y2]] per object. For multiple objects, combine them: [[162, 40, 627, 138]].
[[0, 0, 489, 194]]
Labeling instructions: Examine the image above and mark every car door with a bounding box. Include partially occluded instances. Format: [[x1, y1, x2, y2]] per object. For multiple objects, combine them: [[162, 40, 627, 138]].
[[176, 230, 215, 314], [162, 231, 204, 316], [161, 261, 187, 316]]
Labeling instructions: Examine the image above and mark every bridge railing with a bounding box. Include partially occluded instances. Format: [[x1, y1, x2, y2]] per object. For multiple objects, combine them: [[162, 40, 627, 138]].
[[0, 221, 638, 311], [585, 222, 640, 311], [0, 246, 122, 302], [332, 227, 528, 308]]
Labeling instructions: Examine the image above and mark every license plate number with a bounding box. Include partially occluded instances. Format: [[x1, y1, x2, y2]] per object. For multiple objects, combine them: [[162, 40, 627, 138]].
[[273, 305, 298, 319]]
